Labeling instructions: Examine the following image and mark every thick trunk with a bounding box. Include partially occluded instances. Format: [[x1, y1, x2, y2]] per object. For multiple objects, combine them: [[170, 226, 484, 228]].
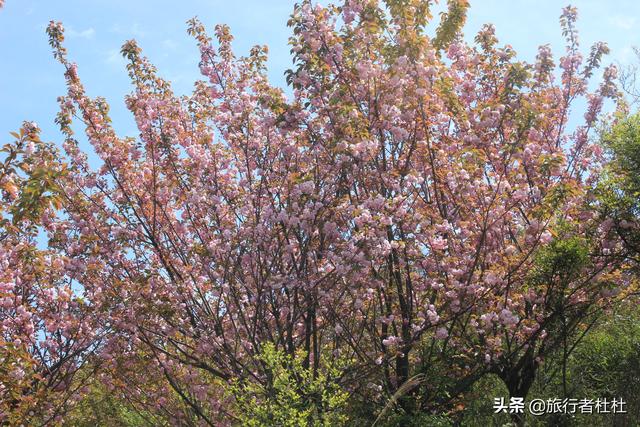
[[504, 370, 536, 426], [396, 346, 414, 416], [496, 348, 539, 426]]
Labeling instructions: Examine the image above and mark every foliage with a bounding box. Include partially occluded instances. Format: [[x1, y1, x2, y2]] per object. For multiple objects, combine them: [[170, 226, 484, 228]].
[[62, 380, 160, 427], [448, 302, 640, 426], [600, 113, 640, 265], [230, 343, 349, 426]]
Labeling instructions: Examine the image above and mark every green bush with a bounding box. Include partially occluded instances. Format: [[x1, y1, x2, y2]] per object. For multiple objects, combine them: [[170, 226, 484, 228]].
[[230, 343, 350, 427]]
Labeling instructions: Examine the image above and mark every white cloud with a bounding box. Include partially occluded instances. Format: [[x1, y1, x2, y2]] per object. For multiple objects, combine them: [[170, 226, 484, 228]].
[[110, 23, 147, 39], [618, 46, 639, 65], [105, 48, 126, 67], [609, 15, 636, 31], [162, 39, 178, 50], [66, 26, 96, 39]]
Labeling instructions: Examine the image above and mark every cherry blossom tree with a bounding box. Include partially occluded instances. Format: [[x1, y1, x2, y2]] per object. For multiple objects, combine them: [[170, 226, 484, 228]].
[[0, 123, 101, 425], [2, 0, 630, 425]]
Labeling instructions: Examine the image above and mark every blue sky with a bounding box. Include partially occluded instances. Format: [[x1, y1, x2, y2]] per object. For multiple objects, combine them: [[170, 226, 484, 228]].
[[1, 0, 640, 145]]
